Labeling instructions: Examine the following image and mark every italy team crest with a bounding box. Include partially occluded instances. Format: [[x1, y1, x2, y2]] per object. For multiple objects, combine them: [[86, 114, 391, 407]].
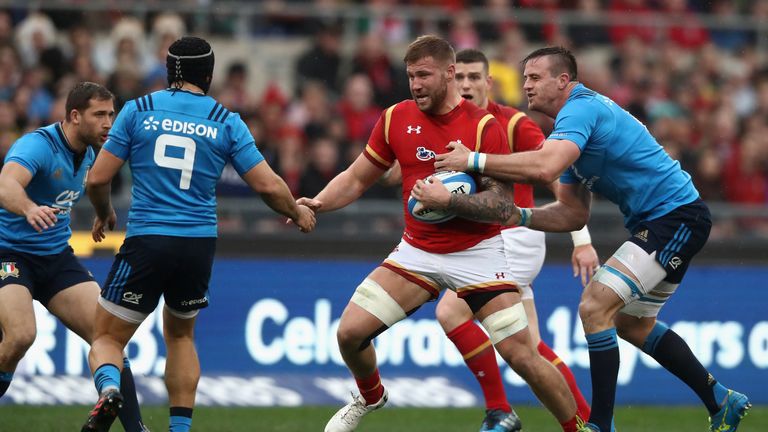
[[0, 262, 19, 280]]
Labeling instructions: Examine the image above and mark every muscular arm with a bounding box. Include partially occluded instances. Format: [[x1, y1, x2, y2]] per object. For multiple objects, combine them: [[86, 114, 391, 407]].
[[483, 139, 581, 184], [86, 149, 124, 220], [241, 161, 302, 220], [436, 138, 582, 185], [528, 181, 591, 232], [0, 162, 36, 216], [446, 176, 518, 224], [311, 154, 386, 213], [0, 162, 59, 232]]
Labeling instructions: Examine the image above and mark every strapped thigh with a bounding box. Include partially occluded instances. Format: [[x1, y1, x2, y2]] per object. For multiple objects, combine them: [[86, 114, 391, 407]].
[[480, 302, 528, 344], [350, 278, 406, 327]]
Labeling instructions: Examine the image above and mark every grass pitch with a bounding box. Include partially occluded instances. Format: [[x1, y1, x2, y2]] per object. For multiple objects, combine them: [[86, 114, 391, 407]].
[[0, 405, 764, 431]]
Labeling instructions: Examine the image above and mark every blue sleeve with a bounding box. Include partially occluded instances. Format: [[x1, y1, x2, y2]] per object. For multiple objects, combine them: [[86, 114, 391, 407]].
[[559, 167, 578, 184], [4, 134, 51, 177], [549, 99, 596, 151], [226, 113, 264, 175], [103, 102, 137, 160]]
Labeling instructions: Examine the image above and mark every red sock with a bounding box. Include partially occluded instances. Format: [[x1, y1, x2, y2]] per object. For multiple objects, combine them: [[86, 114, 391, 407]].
[[355, 369, 385, 406], [538, 341, 591, 420], [447, 320, 510, 412], [560, 416, 580, 432]]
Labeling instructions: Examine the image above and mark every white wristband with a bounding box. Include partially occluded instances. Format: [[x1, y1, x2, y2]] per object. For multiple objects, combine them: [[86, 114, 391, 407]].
[[570, 225, 592, 247], [467, 152, 487, 173], [519, 208, 533, 227]]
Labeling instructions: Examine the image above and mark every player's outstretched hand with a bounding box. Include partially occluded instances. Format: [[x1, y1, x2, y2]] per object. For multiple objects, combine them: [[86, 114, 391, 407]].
[[24, 205, 58, 233], [292, 204, 316, 233], [572, 244, 600, 287], [91, 208, 117, 242], [434, 141, 470, 172], [411, 177, 451, 210]]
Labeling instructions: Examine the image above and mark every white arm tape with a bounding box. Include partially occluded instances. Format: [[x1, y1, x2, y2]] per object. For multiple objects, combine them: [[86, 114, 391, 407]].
[[350, 278, 407, 327], [480, 302, 528, 344], [570, 225, 592, 247]]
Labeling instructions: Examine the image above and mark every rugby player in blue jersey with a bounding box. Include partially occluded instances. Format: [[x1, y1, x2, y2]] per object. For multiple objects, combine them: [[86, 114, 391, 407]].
[[0, 82, 148, 431], [80, 36, 315, 432], [429, 47, 750, 432]]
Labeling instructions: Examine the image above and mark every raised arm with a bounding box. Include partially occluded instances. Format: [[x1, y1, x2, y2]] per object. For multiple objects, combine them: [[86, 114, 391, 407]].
[[0, 162, 58, 232], [299, 153, 387, 213], [435, 138, 581, 185], [241, 161, 315, 232]]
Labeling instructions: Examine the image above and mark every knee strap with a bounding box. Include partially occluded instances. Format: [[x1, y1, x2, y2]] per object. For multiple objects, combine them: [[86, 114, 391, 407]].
[[350, 278, 406, 327], [481, 302, 528, 344]]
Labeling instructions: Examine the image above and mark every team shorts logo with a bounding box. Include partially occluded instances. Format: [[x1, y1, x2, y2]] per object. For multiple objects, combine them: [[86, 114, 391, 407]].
[[143, 116, 160, 130], [634, 230, 649, 242], [668, 256, 683, 270], [495, 272, 505, 279], [122, 292, 144, 305], [181, 297, 208, 306], [416, 146, 436, 161], [407, 125, 422, 134], [0, 262, 20, 280]]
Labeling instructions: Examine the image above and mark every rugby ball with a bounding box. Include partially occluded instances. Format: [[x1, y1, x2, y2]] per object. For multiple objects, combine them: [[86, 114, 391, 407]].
[[407, 171, 477, 223]]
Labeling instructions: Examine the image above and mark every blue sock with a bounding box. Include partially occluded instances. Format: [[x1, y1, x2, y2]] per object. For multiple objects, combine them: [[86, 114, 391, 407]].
[[93, 363, 121, 395], [118, 358, 146, 432], [586, 328, 619, 432], [0, 371, 13, 398], [169, 406, 193, 432], [642, 322, 724, 415]]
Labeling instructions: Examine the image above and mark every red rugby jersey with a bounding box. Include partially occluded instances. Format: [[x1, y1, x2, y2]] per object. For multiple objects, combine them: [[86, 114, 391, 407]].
[[486, 100, 546, 211], [364, 99, 510, 254]]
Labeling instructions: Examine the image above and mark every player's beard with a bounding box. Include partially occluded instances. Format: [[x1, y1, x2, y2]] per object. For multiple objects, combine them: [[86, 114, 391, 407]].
[[79, 129, 107, 149], [416, 78, 448, 115]]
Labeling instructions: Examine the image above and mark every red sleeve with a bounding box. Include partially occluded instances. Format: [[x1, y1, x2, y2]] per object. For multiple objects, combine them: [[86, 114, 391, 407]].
[[479, 117, 511, 156], [363, 108, 395, 170], [513, 115, 546, 153]]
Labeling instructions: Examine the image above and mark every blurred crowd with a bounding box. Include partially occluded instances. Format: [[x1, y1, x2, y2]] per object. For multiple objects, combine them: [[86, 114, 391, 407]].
[[0, 2, 767, 233]]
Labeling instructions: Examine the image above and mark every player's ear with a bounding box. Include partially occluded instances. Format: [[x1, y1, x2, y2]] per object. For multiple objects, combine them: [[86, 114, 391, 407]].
[[446, 63, 455, 81], [558, 72, 570, 90], [70, 109, 81, 125]]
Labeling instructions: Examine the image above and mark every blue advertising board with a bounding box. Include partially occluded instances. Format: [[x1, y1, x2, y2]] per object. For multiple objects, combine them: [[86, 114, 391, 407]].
[[3, 258, 767, 407]]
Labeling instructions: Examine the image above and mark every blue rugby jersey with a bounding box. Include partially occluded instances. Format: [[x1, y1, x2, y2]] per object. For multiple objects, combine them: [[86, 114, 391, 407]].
[[555, 84, 699, 231], [104, 89, 264, 238], [0, 123, 94, 254]]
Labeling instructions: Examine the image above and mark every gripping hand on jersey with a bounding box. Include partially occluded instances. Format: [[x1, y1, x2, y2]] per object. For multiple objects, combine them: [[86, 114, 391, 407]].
[[411, 177, 451, 210], [434, 141, 470, 172], [91, 208, 116, 242], [25, 205, 59, 233]]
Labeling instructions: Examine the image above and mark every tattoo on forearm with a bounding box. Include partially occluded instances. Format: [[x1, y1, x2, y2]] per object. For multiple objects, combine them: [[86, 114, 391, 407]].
[[447, 176, 516, 224]]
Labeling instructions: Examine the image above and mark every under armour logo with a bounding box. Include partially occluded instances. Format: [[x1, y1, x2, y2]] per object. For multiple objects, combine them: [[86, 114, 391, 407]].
[[143, 116, 159, 130], [407, 125, 421, 134], [495, 272, 505, 279]]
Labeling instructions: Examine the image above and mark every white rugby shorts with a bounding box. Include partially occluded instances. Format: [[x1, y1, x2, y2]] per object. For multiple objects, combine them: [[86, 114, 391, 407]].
[[501, 227, 546, 300], [381, 235, 519, 299]]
